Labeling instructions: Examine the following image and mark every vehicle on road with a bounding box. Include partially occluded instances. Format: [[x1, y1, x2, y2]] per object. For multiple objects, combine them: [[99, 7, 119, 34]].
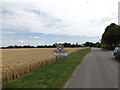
[[113, 47, 120, 59]]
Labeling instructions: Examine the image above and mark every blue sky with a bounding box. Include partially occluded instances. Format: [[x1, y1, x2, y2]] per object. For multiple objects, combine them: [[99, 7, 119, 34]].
[[1, 0, 119, 46], [2, 32, 100, 46]]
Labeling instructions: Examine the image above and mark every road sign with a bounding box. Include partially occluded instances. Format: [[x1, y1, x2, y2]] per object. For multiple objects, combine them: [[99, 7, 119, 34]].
[[56, 44, 64, 51], [53, 44, 68, 57], [53, 49, 68, 56]]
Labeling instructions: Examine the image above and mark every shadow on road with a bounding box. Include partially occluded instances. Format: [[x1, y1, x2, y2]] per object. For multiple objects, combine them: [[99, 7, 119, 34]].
[[110, 57, 120, 63], [100, 48, 113, 52], [92, 48, 113, 52]]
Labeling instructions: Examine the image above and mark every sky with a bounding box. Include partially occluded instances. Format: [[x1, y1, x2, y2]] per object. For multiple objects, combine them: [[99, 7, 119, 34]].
[[0, 0, 119, 47]]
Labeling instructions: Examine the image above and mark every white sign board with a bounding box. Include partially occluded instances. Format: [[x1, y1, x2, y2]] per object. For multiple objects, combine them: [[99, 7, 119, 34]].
[[53, 49, 68, 56], [53, 44, 68, 56]]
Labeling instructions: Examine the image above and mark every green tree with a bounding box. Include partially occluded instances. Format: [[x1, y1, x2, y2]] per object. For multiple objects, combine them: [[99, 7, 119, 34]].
[[95, 42, 102, 48], [101, 23, 120, 49]]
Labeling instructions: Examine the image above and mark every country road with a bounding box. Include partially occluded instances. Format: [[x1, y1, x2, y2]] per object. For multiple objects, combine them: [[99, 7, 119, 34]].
[[63, 48, 119, 88]]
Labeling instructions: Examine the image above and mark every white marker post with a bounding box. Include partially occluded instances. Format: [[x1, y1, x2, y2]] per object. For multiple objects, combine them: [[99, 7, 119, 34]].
[[53, 44, 68, 61]]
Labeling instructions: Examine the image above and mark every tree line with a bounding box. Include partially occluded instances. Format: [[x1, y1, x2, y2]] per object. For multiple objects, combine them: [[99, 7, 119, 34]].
[[1, 42, 101, 49]]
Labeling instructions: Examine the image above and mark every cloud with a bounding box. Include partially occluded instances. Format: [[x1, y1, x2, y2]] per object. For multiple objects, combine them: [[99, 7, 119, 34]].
[[2, 0, 118, 37], [30, 36, 40, 39], [33, 36, 39, 39], [90, 12, 118, 25], [2, 31, 15, 34], [119, 2, 120, 25], [2, 32, 100, 47], [1, 0, 119, 46], [19, 40, 25, 43], [2, 3, 69, 36]]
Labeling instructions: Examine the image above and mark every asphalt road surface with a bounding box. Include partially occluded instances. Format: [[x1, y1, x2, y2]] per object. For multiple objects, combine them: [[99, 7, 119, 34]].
[[63, 48, 118, 88]]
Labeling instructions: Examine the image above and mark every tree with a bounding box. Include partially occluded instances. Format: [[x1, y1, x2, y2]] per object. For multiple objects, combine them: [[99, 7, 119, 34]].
[[84, 42, 95, 47], [101, 23, 120, 49], [95, 42, 102, 48]]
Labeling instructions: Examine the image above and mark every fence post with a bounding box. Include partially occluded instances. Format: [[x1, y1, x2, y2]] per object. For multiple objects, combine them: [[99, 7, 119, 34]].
[[56, 56, 57, 61]]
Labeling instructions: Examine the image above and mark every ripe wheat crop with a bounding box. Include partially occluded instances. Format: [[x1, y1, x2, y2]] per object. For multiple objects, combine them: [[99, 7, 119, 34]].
[[2, 48, 84, 82]]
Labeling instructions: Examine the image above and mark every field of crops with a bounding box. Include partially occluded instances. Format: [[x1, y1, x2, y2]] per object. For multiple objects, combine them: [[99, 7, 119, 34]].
[[0, 50, 2, 85], [2, 48, 84, 82]]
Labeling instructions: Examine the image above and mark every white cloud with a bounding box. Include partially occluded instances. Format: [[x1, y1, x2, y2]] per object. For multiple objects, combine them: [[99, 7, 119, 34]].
[[2, 39, 47, 46], [2, 31, 15, 34], [30, 36, 40, 39], [34, 36, 39, 39], [1, 0, 119, 37], [19, 40, 25, 43]]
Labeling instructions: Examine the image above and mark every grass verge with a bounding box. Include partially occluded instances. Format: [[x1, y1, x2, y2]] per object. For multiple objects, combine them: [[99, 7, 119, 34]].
[[3, 48, 91, 88]]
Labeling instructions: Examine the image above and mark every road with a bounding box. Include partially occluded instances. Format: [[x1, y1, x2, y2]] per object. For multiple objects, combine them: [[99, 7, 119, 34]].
[[63, 48, 118, 88]]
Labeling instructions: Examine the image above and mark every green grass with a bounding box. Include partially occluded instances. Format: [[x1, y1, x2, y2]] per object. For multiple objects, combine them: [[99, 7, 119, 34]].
[[3, 48, 91, 88]]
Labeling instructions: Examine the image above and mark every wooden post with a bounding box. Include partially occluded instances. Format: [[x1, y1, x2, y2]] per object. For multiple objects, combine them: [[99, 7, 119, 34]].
[[56, 56, 57, 61]]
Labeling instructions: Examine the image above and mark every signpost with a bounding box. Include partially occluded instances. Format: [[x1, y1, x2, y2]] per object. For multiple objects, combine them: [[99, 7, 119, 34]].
[[53, 44, 68, 60]]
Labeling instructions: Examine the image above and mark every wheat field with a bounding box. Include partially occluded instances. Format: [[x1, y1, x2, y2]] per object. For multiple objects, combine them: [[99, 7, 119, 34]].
[[0, 50, 2, 86], [2, 48, 84, 82]]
